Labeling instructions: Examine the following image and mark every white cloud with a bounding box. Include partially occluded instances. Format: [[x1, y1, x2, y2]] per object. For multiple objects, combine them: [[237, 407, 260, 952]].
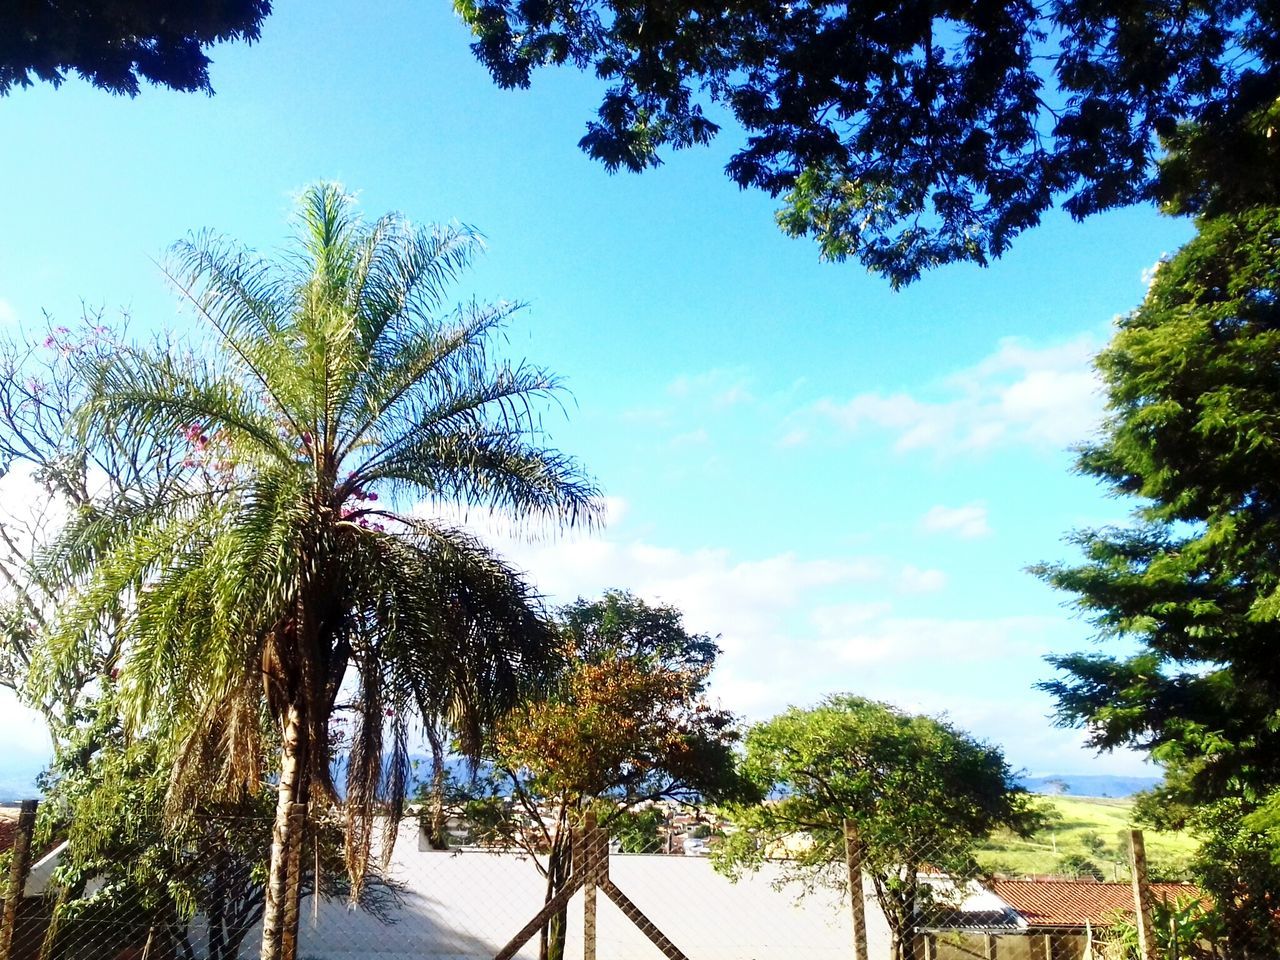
[[1141, 256, 1169, 291], [868, 686, 1155, 777], [0, 299, 15, 326], [669, 428, 710, 449], [666, 367, 753, 410], [777, 428, 811, 449], [501, 537, 882, 656], [920, 502, 990, 539], [802, 334, 1104, 455], [809, 601, 895, 634], [490, 525, 1141, 773], [897, 565, 948, 594], [824, 614, 1055, 667], [351, 492, 1149, 775]]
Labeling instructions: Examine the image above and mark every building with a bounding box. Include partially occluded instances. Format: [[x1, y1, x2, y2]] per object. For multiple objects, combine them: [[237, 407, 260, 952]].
[[917, 878, 1205, 960]]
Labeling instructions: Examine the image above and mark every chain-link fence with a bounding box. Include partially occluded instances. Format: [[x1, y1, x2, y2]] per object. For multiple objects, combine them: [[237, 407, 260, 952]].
[[0, 802, 1272, 960]]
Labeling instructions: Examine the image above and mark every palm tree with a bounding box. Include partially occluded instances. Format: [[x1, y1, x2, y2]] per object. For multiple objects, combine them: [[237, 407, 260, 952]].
[[37, 183, 599, 960]]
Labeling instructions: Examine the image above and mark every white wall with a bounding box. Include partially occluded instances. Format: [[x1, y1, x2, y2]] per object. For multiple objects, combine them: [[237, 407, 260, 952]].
[[287, 823, 894, 960]]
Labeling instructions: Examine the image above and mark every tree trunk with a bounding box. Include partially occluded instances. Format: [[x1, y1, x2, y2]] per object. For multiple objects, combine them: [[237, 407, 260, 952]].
[[538, 836, 571, 960], [260, 704, 308, 960], [426, 728, 448, 850], [208, 847, 229, 960]]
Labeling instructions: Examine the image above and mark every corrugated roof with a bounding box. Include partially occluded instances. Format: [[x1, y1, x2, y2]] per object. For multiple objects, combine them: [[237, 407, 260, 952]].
[[990, 880, 1202, 928]]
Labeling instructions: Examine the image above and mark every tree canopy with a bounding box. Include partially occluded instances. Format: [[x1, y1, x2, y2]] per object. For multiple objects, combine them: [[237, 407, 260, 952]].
[[440, 591, 746, 960], [456, 0, 1280, 284], [1035, 205, 1280, 807], [713, 695, 1042, 960], [30, 183, 598, 960], [0, 1, 272, 96]]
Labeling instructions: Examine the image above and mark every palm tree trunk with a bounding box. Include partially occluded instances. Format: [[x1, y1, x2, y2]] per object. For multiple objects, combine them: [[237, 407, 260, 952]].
[[426, 726, 448, 850], [260, 704, 307, 960], [208, 849, 226, 960]]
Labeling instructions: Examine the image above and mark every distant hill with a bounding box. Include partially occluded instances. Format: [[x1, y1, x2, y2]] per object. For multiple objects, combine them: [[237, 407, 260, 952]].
[[1018, 774, 1161, 798], [980, 794, 1194, 879], [328, 753, 486, 799], [0, 769, 41, 804]]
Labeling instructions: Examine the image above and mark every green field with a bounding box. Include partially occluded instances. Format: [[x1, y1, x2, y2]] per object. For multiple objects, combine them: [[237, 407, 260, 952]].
[[977, 795, 1197, 880]]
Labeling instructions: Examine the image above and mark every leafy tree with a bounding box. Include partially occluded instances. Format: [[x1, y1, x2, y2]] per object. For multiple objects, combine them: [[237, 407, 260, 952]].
[[1182, 801, 1280, 954], [32, 183, 599, 960], [1034, 205, 1280, 811], [0, 1, 271, 96], [0, 319, 190, 745], [1056, 853, 1104, 880], [1042, 777, 1070, 796], [1134, 779, 1280, 954], [1102, 894, 1226, 960], [439, 591, 747, 960], [606, 804, 666, 854], [32, 694, 402, 960], [456, 0, 1280, 284], [1080, 830, 1108, 856], [1037, 202, 1280, 953], [713, 695, 1044, 960]]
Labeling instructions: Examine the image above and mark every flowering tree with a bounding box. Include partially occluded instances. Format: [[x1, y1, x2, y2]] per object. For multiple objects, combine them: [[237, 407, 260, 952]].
[[0, 319, 190, 742]]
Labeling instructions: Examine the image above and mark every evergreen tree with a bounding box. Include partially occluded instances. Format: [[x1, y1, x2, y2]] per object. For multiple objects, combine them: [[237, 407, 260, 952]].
[[1035, 206, 1280, 807]]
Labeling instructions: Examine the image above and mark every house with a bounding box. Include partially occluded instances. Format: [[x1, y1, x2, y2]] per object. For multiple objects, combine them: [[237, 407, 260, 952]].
[[916, 878, 1205, 960], [0, 806, 66, 960]]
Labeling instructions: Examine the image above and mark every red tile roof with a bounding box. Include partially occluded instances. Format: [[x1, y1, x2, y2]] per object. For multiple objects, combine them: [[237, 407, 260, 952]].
[[989, 880, 1203, 928], [0, 817, 17, 855]]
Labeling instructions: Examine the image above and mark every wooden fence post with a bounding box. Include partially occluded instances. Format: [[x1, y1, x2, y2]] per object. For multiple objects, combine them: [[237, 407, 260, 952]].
[[0, 799, 38, 960], [1128, 829, 1158, 960], [844, 820, 870, 960], [583, 811, 598, 960], [498, 812, 691, 960]]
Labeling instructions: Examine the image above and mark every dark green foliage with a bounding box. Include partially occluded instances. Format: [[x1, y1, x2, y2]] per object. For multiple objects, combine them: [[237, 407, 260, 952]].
[[1038, 203, 1280, 953], [456, 0, 1280, 284], [1035, 206, 1280, 804], [1080, 830, 1108, 856], [1136, 785, 1279, 955], [1184, 801, 1280, 954], [34, 695, 401, 960], [558, 589, 719, 676], [1057, 853, 1105, 880], [0, 1, 272, 96], [1103, 893, 1226, 960]]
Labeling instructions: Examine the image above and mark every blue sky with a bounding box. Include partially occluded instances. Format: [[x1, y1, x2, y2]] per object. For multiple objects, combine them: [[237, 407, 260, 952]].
[[0, 0, 1195, 779]]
